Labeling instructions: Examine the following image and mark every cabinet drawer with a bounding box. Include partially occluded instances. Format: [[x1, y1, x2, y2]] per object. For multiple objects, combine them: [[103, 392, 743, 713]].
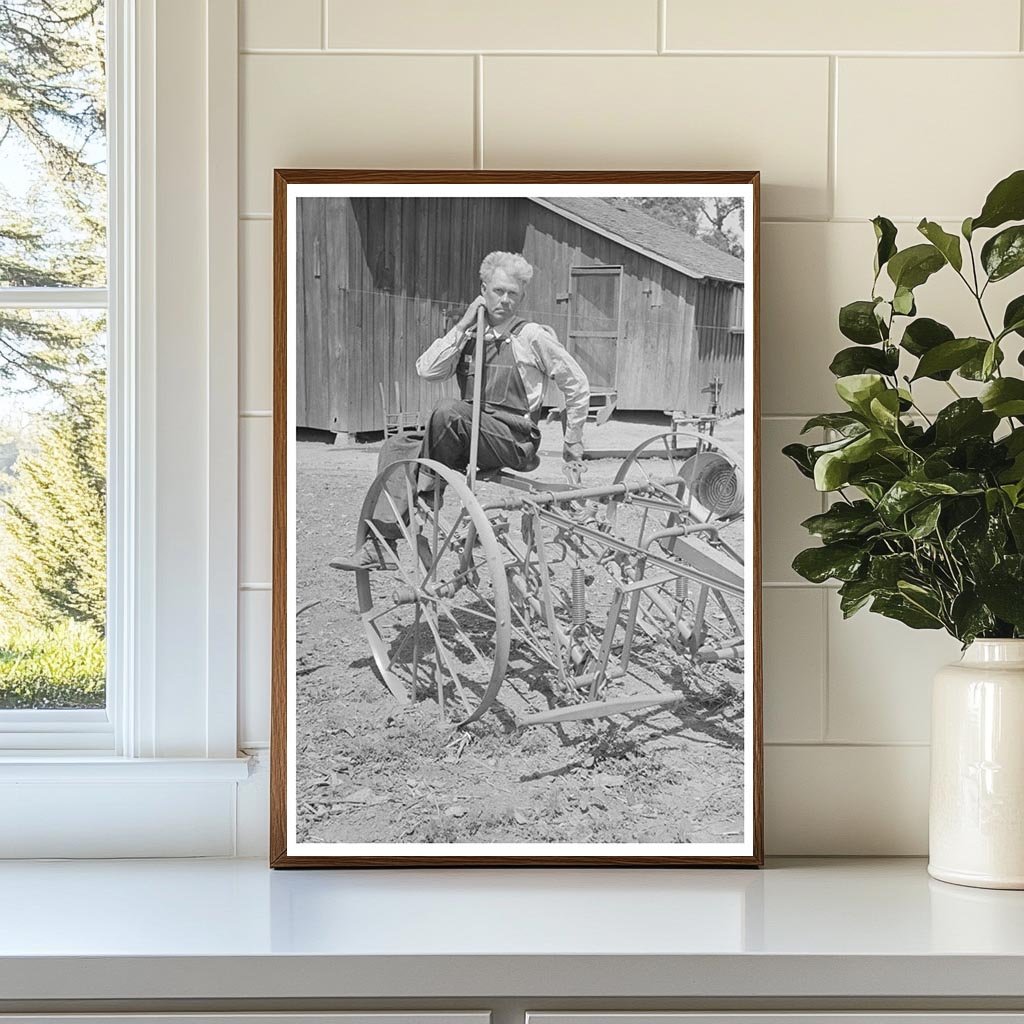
[[528, 1016, 1024, 1024], [0, 1016, 490, 1024]]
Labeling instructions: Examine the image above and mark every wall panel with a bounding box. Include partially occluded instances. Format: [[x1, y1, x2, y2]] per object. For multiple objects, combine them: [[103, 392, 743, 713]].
[[234, 3, 1016, 855]]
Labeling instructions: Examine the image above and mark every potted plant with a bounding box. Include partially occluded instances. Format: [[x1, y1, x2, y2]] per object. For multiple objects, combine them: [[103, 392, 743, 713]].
[[785, 169, 1024, 889]]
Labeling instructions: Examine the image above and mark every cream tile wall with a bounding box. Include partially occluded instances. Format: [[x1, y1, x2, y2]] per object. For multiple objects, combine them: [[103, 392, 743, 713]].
[[236, 0, 1024, 854]]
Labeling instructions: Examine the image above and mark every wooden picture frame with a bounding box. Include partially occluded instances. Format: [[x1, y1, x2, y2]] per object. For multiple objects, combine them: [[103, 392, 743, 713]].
[[271, 170, 762, 867]]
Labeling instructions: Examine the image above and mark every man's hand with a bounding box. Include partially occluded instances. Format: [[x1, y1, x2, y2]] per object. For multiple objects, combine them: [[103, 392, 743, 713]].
[[456, 296, 487, 334], [562, 440, 585, 463]]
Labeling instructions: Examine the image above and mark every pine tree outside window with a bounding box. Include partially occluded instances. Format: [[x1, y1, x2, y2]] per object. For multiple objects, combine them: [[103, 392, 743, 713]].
[[0, 2, 109, 734]]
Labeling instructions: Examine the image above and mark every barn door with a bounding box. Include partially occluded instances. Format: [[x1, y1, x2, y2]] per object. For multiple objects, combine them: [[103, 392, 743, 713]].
[[568, 265, 622, 391]]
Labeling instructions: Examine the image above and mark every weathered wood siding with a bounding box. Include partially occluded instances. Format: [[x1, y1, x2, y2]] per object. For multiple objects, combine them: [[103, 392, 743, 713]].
[[295, 196, 746, 432], [296, 195, 530, 432], [693, 279, 745, 414], [520, 205, 700, 411]]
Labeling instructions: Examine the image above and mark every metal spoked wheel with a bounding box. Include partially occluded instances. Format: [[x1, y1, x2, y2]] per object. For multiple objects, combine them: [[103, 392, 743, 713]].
[[354, 458, 511, 728], [604, 431, 746, 663]]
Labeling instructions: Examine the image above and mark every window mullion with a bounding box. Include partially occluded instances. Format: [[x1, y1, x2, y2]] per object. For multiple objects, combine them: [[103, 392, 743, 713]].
[[0, 287, 108, 310]]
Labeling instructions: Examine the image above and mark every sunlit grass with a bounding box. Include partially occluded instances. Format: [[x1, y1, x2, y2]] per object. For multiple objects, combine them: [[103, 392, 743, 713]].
[[0, 619, 105, 709]]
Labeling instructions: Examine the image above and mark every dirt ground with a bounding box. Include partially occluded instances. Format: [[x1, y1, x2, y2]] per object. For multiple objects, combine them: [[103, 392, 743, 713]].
[[294, 412, 747, 847]]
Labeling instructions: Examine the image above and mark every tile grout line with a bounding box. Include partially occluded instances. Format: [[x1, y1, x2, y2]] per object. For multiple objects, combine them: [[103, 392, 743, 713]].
[[242, 213, 949, 225], [819, 427, 832, 742], [827, 55, 838, 221], [766, 740, 931, 748], [237, 47, 1024, 57], [820, 587, 831, 743], [474, 55, 484, 169], [765, 585, 843, 593]]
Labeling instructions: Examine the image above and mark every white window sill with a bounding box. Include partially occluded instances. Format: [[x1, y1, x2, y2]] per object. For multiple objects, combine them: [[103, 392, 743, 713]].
[[0, 754, 252, 781]]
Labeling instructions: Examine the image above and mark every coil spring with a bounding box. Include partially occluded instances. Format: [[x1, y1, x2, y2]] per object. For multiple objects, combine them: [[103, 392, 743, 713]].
[[675, 575, 688, 604], [571, 564, 587, 627]]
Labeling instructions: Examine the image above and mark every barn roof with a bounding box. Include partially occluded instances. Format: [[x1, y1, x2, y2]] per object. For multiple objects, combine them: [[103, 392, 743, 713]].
[[529, 196, 745, 285]]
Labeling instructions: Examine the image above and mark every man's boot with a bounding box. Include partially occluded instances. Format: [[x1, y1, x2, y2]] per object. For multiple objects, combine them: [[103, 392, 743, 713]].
[[329, 535, 398, 572]]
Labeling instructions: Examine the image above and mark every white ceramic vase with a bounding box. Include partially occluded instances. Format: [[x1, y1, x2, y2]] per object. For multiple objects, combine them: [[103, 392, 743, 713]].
[[929, 639, 1024, 889]]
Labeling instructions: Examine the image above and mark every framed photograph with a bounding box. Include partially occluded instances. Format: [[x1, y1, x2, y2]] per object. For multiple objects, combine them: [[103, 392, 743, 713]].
[[271, 170, 762, 867]]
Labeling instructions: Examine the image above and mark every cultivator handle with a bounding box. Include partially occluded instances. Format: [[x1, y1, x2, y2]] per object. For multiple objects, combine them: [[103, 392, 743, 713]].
[[467, 305, 486, 493]]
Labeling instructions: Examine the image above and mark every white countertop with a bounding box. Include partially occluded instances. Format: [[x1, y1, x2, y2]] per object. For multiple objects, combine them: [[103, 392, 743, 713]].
[[2, 857, 1024, 1002]]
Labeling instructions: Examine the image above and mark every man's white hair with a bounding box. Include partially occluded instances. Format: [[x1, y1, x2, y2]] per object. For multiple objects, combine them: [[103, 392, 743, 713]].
[[479, 251, 534, 288]]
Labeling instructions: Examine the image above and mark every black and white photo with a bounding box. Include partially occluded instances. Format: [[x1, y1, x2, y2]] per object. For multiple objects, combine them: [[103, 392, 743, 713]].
[[272, 172, 762, 867]]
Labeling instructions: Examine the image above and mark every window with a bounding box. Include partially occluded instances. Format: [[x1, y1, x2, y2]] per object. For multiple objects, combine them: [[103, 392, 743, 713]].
[[0, 0, 247, 857], [0, 1, 110, 741]]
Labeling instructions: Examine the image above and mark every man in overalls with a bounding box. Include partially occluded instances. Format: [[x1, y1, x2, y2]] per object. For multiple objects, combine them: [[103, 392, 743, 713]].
[[331, 250, 591, 571]]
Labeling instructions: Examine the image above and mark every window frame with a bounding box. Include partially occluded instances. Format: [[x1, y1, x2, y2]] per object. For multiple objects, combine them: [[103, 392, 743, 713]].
[[0, 6, 118, 749], [0, 0, 245, 802]]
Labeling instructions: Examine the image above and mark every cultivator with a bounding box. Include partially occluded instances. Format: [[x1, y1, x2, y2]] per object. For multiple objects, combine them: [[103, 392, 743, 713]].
[[352, 306, 744, 729], [354, 427, 745, 729]]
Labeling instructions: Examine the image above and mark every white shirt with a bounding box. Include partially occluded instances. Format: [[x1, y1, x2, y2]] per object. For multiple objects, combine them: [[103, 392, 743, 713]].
[[415, 321, 591, 445]]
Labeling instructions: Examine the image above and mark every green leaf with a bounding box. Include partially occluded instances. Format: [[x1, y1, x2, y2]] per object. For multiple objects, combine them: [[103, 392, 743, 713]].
[[877, 479, 958, 523], [800, 412, 865, 434], [872, 215, 898, 276], [892, 286, 916, 316], [950, 592, 995, 644], [982, 341, 1000, 380], [1001, 482, 1024, 507], [792, 542, 866, 583], [814, 450, 850, 491], [868, 552, 915, 587], [900, 318, 955, 369], [933, 399, 998, 444], [838, 578, 878, 617], [800, 501, 879, 543], [1008, 508, 1024, 547], [856, 482, 885, 504], [985, 486, 1010, 514], [933, 470, 986, 493], [839, 299, 887, 345], [782, 442, 815, 479], [829, 345, 899, 378], [810, 433, 865, 455], [835, 373, 886, 413], [960, 343, 1003, 381], [868, 390, 901, 430], [908, 501, 942, 539], [971, 168, 1024, 232], [981, 225, 1024, 282], [976, 577, 1024, 629], [845, 431, 888, 463], [896, 581, 946, 622], [980, 378, 1024, 418], [887, 243, 946, 291], [1007, 428, 1024, 456], [917, 219, 963, 272], [948, 502, 1004, 572], [1003, 295, 1024, 340], [962, 216, 974, 241], [911, 337, 987, 380], [848, 458, 907, 489]]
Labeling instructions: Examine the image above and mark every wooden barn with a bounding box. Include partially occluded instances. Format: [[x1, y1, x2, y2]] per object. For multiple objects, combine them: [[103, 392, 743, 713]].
[[295, 195, 745, 437]]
